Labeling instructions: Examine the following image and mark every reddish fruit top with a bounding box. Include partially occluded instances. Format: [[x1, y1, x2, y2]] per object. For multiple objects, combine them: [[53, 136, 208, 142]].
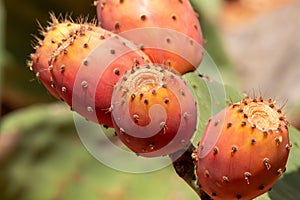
[[97, 0, 202, 42], [96, 0, 204, 74]]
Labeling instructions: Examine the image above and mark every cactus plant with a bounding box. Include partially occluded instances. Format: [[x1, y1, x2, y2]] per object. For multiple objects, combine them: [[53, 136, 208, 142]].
[[1, 0, 299, 200]]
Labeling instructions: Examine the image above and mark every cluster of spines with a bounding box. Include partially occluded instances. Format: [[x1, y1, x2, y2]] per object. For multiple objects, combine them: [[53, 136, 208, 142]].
[[28, 15, 106, 86]]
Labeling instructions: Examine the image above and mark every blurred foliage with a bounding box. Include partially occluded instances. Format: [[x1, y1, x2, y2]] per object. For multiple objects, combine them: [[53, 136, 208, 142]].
[[0, 103, 199, 200], [0, 0, 4, 65], [0, 0, 5, 115], [1, 0, 97, 112], [0, 0, 300, 200], [191, 0, 241, 89], [191, 0, 222, 19]]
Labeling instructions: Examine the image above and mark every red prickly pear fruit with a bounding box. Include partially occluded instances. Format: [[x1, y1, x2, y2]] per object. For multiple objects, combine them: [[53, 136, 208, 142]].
[[96, 0, 204, 74], [28, 15, 150, 127], [111, 64, 197, 157], [193, 96, 290, 200]]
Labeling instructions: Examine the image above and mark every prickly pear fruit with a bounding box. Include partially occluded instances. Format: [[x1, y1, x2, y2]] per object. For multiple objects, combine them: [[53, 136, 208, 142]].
[[111, 64, 197, 157], [96, 0, 204, 74], [28, 15, 150, 127], [194, 96, 290, 200]]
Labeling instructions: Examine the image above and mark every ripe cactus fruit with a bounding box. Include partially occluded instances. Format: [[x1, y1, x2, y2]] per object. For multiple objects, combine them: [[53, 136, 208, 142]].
[[96, 0, 204, 74], [28, 15, 150, 127], [194, 96, 290, 200], [111, 64, 197, 157]]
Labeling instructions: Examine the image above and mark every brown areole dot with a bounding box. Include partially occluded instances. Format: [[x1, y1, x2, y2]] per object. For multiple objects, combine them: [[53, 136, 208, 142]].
[[183, 112, 189, 119], [275, 137, 281, 145], [131, 93, 136, 101], [222, 176, 229, 183], [60, 64, 65, 72], [110, 48, 116, 54], [232, 145, 238, 152], [259, 185, 265, 190], [214, 120, 219, 127], [133, 114, 139, 122], [227, 122, 232, 128], [204, 170, 209, 177], [81, 81, 88, 88], [277, 168, 283, 175], [164, 98, 169, 104], [213, 146, 219, 155], [115, 22, 120, 30], [114, 68, 120, 75], [244, 172, 252, 184], [241, 121, 247, 127], [263, 131, 268, 137], [171, 14, 177, 21], [144, 98, 149, 104], [268, 129, 273, 133], [166, 37, 171, 44], [140, 14, 147, 21], [263, 158, 271, 170], [83, 59, 88, 66]]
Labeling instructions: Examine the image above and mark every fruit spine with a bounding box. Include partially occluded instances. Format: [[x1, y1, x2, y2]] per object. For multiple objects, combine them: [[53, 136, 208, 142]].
[[194, 96, 290, 200]]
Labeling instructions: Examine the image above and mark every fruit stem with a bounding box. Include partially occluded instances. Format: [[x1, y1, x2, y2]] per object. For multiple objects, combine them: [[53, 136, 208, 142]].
[[169, 143, 212, 200]]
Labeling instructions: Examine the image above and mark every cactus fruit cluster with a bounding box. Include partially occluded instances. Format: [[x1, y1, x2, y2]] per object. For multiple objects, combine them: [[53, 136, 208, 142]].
[[29, 0, 202, 157], [193, 96, 290, 199], [28, 1, 290, 199]]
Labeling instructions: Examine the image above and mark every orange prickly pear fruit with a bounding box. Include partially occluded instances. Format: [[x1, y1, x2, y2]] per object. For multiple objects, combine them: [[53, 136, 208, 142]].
[[194, 96, 290, 200], [111, 64, 197, 157], [29, 15, 150, 127]]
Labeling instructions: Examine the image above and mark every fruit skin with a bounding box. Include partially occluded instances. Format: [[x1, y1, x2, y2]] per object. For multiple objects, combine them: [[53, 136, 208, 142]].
[[96, 0, 204, 74], [29, 15, 150, 127], [194, 96, 290, 200], [111, 64, 197, 157]]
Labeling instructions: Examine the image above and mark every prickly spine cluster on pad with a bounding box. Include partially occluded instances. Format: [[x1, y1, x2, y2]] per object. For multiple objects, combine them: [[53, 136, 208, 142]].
[[193, 96, 290, 200]]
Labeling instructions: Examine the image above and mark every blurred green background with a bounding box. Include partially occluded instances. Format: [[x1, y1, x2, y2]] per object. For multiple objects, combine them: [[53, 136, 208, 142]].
[[1, 0, 300, 200]]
